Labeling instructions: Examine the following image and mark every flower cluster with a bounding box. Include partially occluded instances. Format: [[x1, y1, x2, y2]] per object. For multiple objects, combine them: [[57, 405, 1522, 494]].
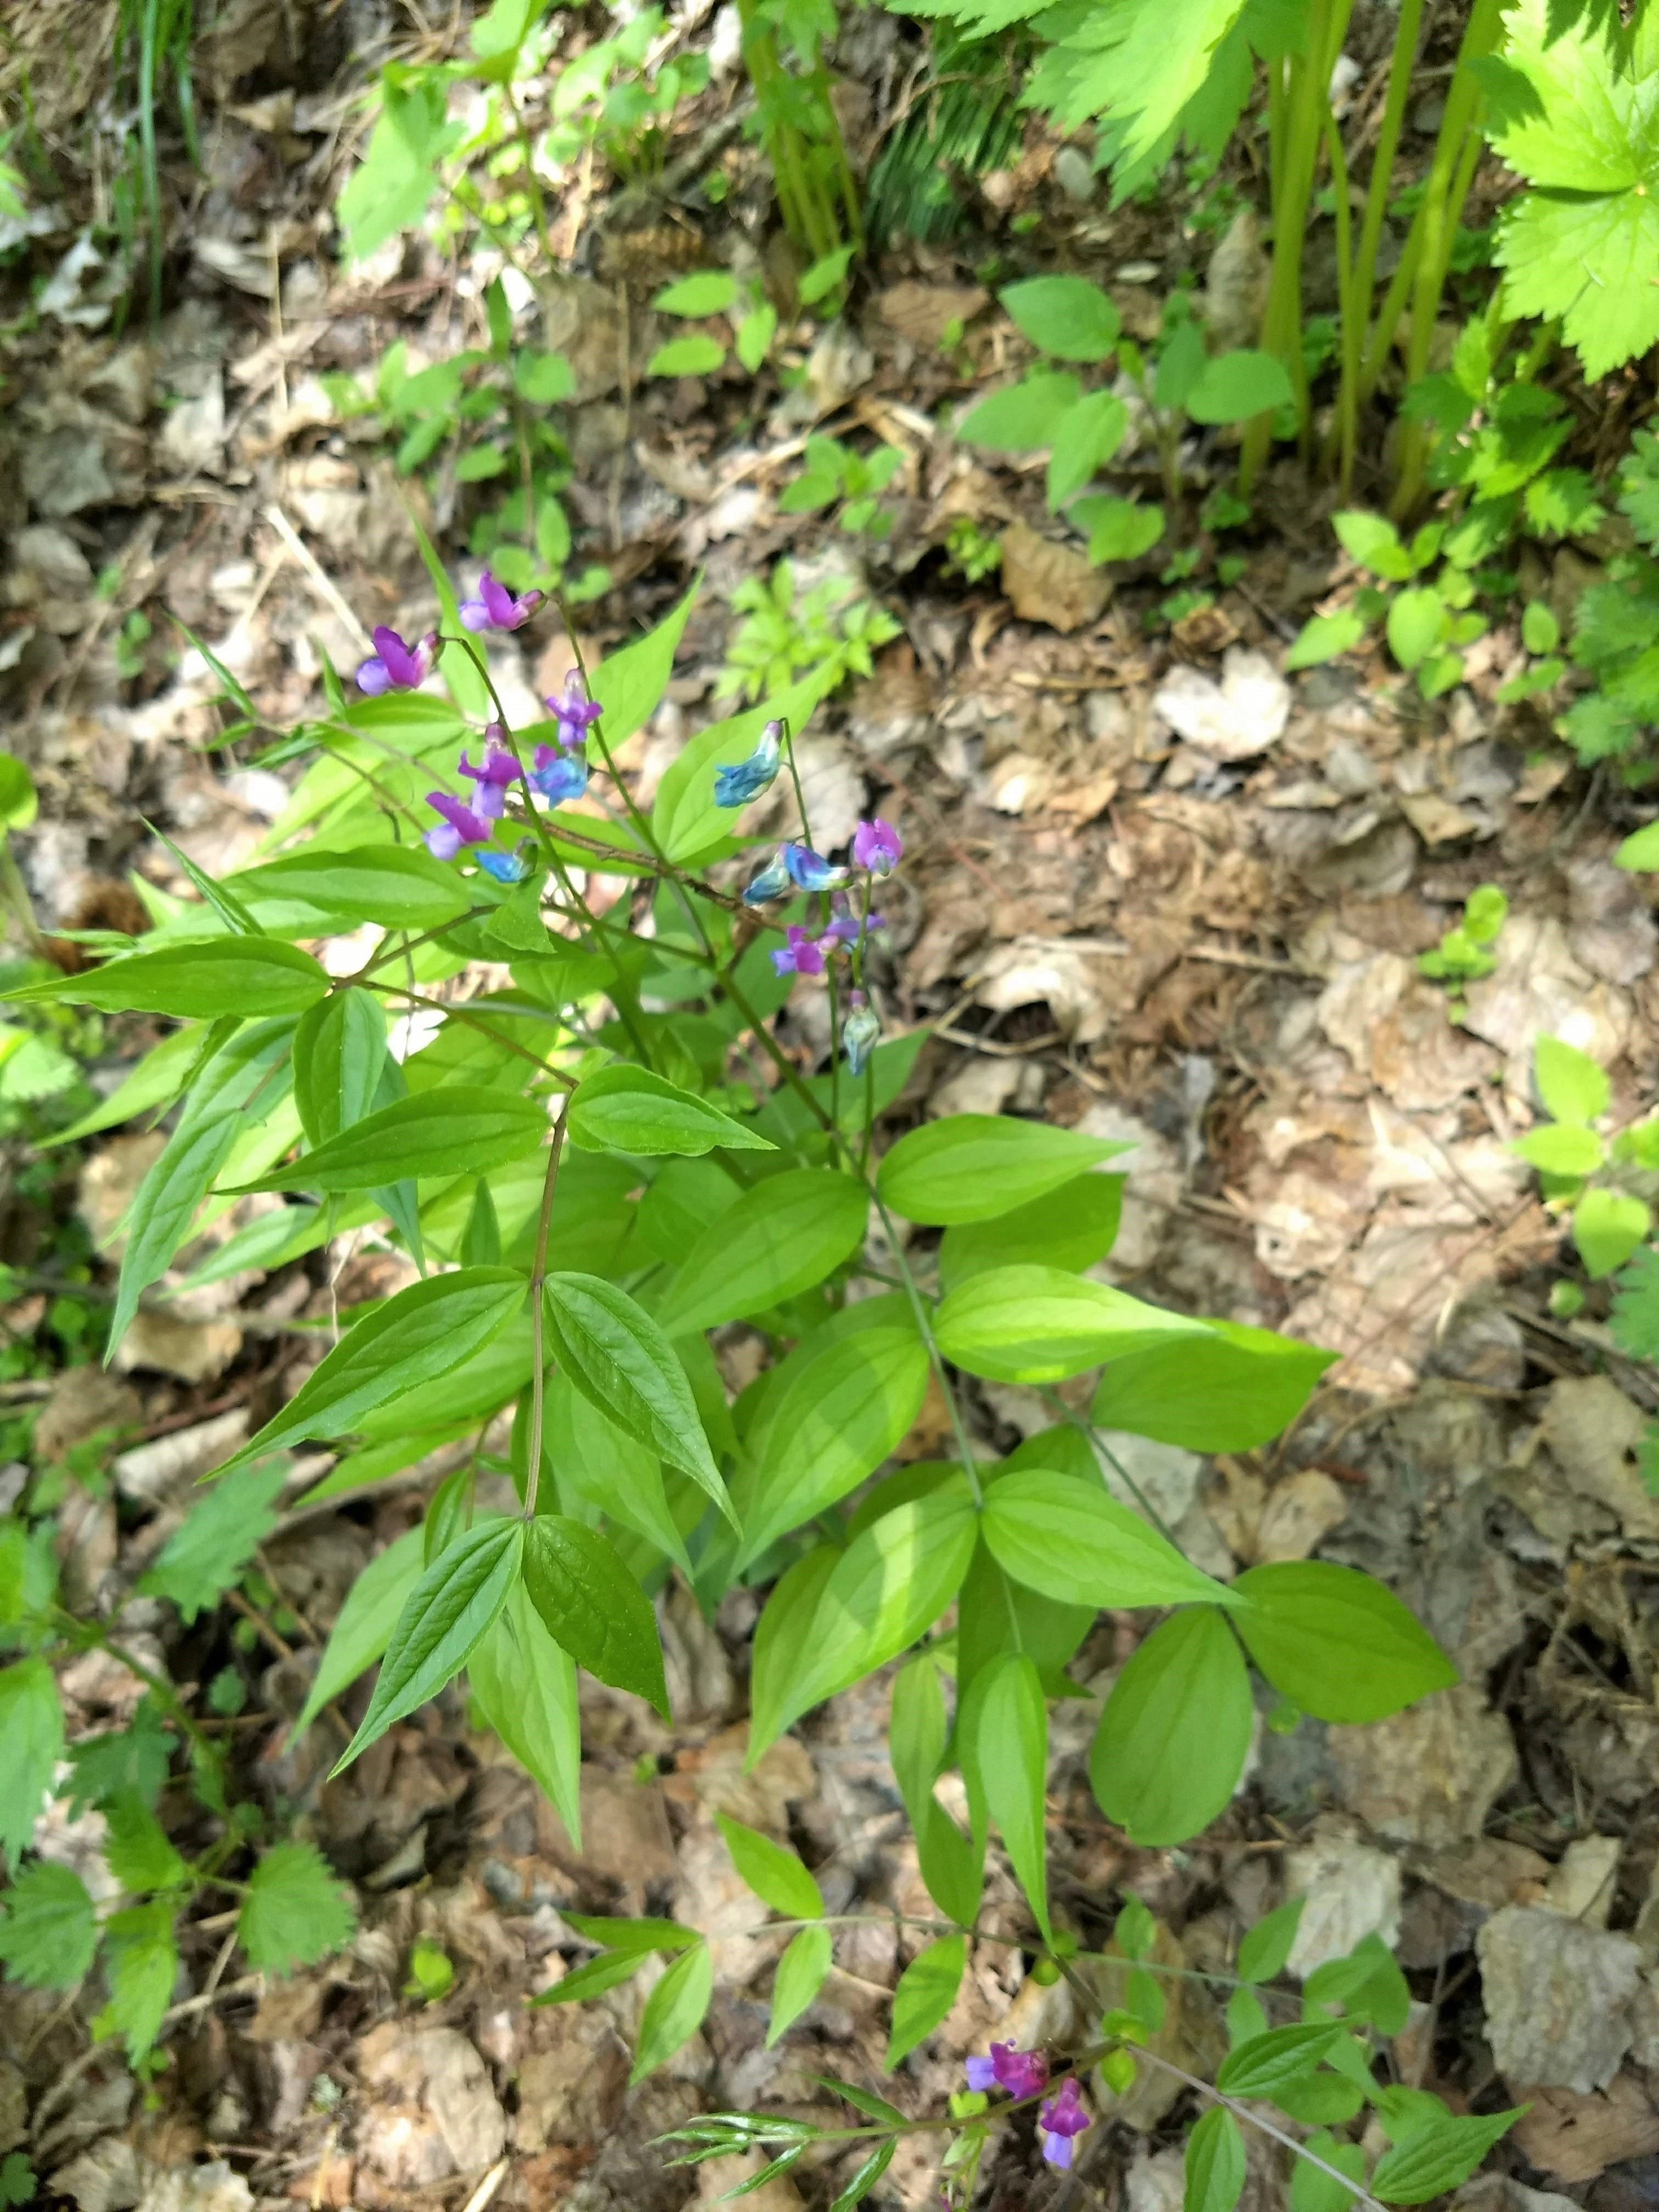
[[417, 672, 605, 871], [962, 2046, 1090, 2172]]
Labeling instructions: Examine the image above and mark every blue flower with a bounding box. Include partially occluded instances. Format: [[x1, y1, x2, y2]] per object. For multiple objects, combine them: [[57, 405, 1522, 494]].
[[714, 720, 784, 809], [783, 842, 844, 892], [742, 853, 792, 905], [478, 845, 531, 883], [529, 746, 590, 804]]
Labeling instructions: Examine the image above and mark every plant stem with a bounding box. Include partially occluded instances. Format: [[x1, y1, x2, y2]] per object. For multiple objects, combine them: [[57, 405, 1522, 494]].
[[521, 1116, 567, 1520], [872, 1191, 983, 1505], [503, 72, 555, 270]]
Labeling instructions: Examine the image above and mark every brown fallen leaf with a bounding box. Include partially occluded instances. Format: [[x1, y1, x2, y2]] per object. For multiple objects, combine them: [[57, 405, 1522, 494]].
[[1511, 2075, 1659, 2184], [878, 281, 990, 347], [999, 522, 1110, 634]]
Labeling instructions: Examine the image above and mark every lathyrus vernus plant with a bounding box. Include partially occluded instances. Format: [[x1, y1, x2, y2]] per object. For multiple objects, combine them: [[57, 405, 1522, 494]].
[[4, 567, 1455, 2137]]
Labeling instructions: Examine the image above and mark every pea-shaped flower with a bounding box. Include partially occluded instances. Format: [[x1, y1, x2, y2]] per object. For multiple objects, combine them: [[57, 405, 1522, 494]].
[[546, 669, 603, 749], [782, 842, 844, 892], [964, 2042, 1048, 2100], [529, 743, 590, 804], [772, 925, 829, 977], [477, 844, 531, 882], [1037, 2080, 1091, 2169], [843, 995, 881, 1075], [459, 569, 544, 632], [425, 791, 493, 861], [714, 720, 784, 809], [457, 738, 521, 821], [851, 817, 902, 876], [742, 853, 792, 905], [357, 626, 438, 695]]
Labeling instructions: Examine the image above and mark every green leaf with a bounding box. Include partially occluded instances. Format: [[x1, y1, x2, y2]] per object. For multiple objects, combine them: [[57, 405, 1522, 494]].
[[104, 1900, 179, 2062], [1089, 1319, 1336, 1452], [939, 1173, 1122, 1289], [1616, 821, 1659, 872], [567, 1063, 776, 1158], [748, 1545, 841, 1758], [337, 70, 456, 259], [514, 349, 575, 403], [0, 752, 38, 830], [885, 1933, 967, 2068], [522, 1515, 669, 1716], [230, 845, 473, 933], [935, 1264, 1209, 1384], [1290, 2132, 1368, 2212], [780, 1480, 980, 1727], [974, 1654, 1051, 1943], [1216, 2021, 1344, 2097], [138, 1459, 289, 1624], [293, 990, 388, 1147], [1237, 1898, 1304, 1983], [650, 667, 840, 864], [238, 1841, 357, 1973], [590, 582, 699, 752], [1089, 1608, 1252, 1844], [826, 2142, 896, 2212], [563, 1912, 702, 1953], [1512, 1121, 1605, 1175], [295, 1526, 424, 1735], [878, 1114, 1126, 1225], [0, 1861, 98, 1988], [1071, 492, 1165, 563], [1333, 511, 1412, 582], [1047, 388, 1131, 509], [769, 1925, 832, 2045], [223, 1268, 527, 1468], [532, 1950, 650, 2004], [1184, 2106, 1246, 2212], [1534, 1032, 1611, 1124], [957, 370, 1083, 453], [543, 1272, 733, 1523], [104, 1795, 188, 1893], [332, 1519, 524, 1772], [1284, 610, 1366, 670], [249, 1087, 548, 1192], [737, 1310, 929, 1564], [658, 1168, 868, 1334], [1574, 1186, 1651, 1279], [735, 304, 777, 373], [548, 1372, 691, 1574], [9, 938, 329, 1019], [0, 2154, 32, 2208], [799, 246, 855, 303], [630, 1940, 713, 2084], [889, 1656, 984, 1924], [1522, 600, 1560, 654], [983, 1467, 1234, 1609], [1386, 586, 1447, 672], [1185, 349, 1293, 425], [1369, 2108, 1525, 2205], [1000, 275, 1120, 361], [648, 334, 726, 377], [109, 1105, 242, 1350], [1304, 1932, 1410, 2034], [1231, 1560, 1457, 1722], [715, 1812, 823, 1920], [654, 269, 739, 315], [469, 1582, 582, 1843]]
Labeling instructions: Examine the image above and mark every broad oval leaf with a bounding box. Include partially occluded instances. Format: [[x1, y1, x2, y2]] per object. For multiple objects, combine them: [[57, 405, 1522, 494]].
[[983, 1468, 1235, 1610], [1574, 1185, 1651, 1278], [769, 1925, 832, 2046], [1216, 2021, 1344, 2097], [1089, 1318, 1336, 1453], [629, 1940, 713, 2084], [567, 1063, 775, 1158], [737, 1312, 929, 1565], [1231, 1560, 1457, 1723], [469, 1582, 582, 1845], [332, 1518, 524, 1772], [229, 845, 474, 933], [935, 1265, 1209, 1383], [1090, 1608, 1253, 1845], [748, 1544, 840, 1759], [1534, 1032, 1611, 1124], [222, 1267, 527, 1468], [886, 1933, 967, 2068], [939, 1172, 1123, 1290], [1001, 275, 1121, 362], [957, 370, 1083, 454], [543, 1272, 733, 1522], [250, 1087, 548, 1192], [293, 989, 388, 1147], [1184, 2105, 1246, 2212], [878, 1115, 1126, 1226], [1185, 348, 1294, 425], [522, 1515, 669, 1717], [295, 1525, 425, 1735], [715, 1810, 823, 1921], [10, 938, 329, 1019], [973, 1654, 1052, 1944], [783, 1479, 979, 1730], [657, 1167, 868, 1334]]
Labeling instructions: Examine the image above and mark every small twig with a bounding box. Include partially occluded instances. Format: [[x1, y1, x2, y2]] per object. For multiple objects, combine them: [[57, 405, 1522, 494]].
[[262, 505, 374, 652]]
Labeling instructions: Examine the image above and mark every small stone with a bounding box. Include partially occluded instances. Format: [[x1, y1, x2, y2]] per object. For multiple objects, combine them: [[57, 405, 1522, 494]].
[[1476, 1904, 1641, 2094], [1153, 647, 1291, 761], [1544, 1836, 1623, 1929], [1284, 1822, 1402, 1974], [1052, 146, 1097, 204]]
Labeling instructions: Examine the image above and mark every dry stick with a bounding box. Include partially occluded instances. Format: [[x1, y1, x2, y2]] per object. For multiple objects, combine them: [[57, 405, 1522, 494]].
[[521, 1117, 568, 1521]]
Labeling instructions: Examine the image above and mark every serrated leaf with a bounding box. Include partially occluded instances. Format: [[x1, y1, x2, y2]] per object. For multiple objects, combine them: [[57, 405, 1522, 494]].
[[137, 1460, 290, 1623], [103, 1794, 188, 1894], [0, 1861, 98, 1988], [104, 1900, 179, 2062], [332, 1519, 524, 1772], [238, 1841, 357, 1973]]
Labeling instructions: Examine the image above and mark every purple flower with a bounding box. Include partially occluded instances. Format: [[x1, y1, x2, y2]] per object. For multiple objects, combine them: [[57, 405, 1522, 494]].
[[843, 997, 881, 1076], [714, 720, 784, 809], [530, 745, 590, 804], [964, 2042, 1049, 2100], [772, 925, 828, 977], [357, 625, 438, 695], [477, 844, 531, 882], [545, 669, 603, 749], [783, 842, 844, 893], [823, 895, 884, 947], [852, 817, 902, 876], [459, 569, 544, 632], [425, 791, 493, 861], [458, 738, 521, 821], [742, 853, 792, 905], [1037, 2079, 1091, 2170]]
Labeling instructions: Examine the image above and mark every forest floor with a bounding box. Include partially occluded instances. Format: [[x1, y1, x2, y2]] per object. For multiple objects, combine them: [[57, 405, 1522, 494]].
[[4, 2, 1659, 2209]]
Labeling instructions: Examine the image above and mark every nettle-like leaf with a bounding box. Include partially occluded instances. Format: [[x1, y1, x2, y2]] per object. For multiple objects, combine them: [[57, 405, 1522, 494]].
[[1489, 0, 1659, 380], [138, 1459, 290, 1624], [238, 1842, 358, 1974], [0, 1861, 99, 1988]]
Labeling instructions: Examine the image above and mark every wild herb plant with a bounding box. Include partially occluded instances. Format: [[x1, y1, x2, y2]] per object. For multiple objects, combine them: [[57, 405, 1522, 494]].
[[1513, 1033, 1658, 1282], [1415, 883, 1507, 1023], [1556, 429, 1659, 776], [715, 558, 901, 702], [779, 432, 905, 538], [2, 570, 1462, 2157]]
